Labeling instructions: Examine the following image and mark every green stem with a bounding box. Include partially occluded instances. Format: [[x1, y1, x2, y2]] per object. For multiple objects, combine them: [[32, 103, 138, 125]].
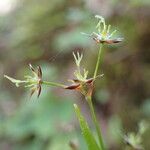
[[87, 96, 105, 150], [93, 44, 103, 78], [42, 81, 66, 88]]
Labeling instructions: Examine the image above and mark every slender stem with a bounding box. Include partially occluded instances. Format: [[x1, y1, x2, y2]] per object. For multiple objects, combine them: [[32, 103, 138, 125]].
[[42, 81, 66, 88], [87, 96, 105, 150], [93, 44, 103, 78]]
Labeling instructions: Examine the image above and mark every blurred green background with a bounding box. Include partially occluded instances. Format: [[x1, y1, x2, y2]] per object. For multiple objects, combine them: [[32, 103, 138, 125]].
[[0, 0, 150, 150]]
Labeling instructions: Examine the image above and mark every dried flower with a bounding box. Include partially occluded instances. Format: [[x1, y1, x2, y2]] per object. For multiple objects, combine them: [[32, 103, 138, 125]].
[[4, 64, 43, 97], [81, 15, 123, 44]]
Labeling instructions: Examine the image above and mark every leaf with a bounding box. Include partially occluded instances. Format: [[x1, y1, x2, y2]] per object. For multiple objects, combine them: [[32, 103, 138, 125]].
[[74, 104, 101, 150]]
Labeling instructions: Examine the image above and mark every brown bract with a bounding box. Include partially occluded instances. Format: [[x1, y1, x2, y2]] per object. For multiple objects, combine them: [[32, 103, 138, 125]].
[[93, 37, 123, 44], [65, 78, 94, 97]]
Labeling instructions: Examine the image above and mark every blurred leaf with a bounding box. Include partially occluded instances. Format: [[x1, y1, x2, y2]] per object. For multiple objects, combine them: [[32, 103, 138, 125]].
[[48, 133, 77, 150], [141, 99, 150, 117], [4, 89, 74, 140], [108, 115, 123, 143], [96, 89, 110, 104], [53, 29, 91, 51]]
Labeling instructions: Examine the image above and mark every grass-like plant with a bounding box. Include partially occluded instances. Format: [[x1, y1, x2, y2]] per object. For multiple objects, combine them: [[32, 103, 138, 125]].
[[4, 15, 123, 150]]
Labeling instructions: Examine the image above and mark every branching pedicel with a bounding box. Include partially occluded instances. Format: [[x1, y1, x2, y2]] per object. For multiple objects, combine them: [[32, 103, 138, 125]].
[[4, 15, 123, 150]]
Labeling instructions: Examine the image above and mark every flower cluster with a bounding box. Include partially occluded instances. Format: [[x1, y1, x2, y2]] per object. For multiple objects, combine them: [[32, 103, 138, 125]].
[[82, 15, 123, 44], [4, 64, 42, 97], [65, 52, 103, 97]]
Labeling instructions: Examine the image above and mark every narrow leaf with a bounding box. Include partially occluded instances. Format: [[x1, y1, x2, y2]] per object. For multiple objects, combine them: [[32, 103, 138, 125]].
[[74, 104, 101, 150]]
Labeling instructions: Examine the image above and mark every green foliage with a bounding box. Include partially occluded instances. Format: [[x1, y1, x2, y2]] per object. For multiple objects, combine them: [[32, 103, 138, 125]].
[[74, 104, 101, 150], [0, 89, 75, 150]]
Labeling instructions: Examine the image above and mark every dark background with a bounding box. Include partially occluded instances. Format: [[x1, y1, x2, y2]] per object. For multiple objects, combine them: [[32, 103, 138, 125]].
[[0, 0, 150, 150]]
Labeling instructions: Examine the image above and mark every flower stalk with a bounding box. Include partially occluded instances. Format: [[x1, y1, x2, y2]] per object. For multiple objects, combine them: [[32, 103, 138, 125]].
[[42, 81, 66, 88], [94, 44, 103, 79], [86, 96, 105, 150], [87, 43, 105, 150]]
